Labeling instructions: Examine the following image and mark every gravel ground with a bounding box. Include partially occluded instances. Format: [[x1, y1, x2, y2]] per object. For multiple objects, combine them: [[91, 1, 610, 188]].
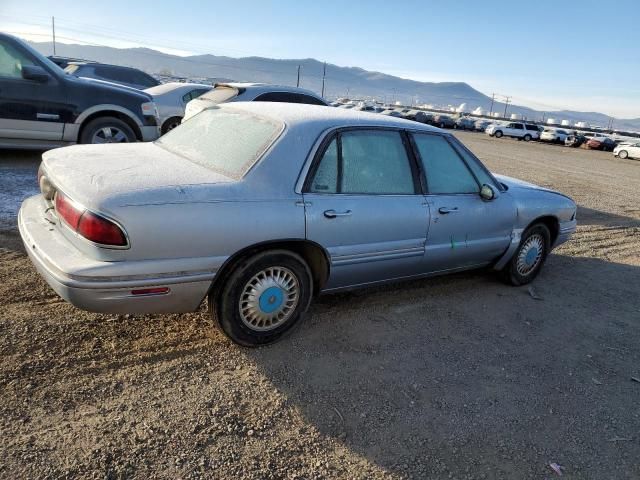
[[1, 135, 639, 479]]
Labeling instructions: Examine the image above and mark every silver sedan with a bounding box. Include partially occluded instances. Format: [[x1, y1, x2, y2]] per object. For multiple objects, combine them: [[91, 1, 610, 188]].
[[19, 103, 577, 346]]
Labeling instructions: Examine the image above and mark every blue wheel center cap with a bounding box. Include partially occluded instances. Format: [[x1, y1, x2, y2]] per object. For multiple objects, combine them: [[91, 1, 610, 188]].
[[525, 247, 538, 265], [259, 287, 284, 314]]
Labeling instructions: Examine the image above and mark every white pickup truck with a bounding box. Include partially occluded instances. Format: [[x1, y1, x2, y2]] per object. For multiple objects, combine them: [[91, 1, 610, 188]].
[[486, 122, 541, 141]]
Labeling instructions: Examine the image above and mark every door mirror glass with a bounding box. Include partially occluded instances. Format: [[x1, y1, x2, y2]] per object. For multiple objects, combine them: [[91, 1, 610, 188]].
[[22, 65, 51, 83], [480, 184, 496, 201]]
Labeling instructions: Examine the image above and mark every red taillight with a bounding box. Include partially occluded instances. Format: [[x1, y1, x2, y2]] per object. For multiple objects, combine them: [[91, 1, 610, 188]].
[[77, 211, 127, 246], [55, 192, 127, 247], [55, 192, 83, 230]]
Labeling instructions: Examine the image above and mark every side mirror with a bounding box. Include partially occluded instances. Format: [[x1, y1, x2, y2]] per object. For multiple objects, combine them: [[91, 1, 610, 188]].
[[480, 184, 496, 201], [22, 65, 51, 83]]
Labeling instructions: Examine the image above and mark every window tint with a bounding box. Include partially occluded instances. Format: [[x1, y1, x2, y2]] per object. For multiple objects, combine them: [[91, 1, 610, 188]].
[[525, 124, 538, 131], [254, 91, 325, 105], [513, 123, 524, 130], [412, 134, 479, 194], [297, 94, 326, 106], [0, 40, 35, 78], [309, 130, 416, 195]]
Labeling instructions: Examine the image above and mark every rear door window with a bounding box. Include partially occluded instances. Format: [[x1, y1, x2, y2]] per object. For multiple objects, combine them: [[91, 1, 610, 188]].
[[308, 130, 417, 195]]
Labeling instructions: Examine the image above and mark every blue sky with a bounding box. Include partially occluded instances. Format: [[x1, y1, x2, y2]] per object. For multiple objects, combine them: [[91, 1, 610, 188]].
[[1, 0, 638, 118]]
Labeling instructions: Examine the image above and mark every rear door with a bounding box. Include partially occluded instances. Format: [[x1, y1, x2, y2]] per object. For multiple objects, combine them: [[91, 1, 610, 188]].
[[0, 37, 66, 141], [303, 129, 429, 289], [410, 132, 515, 272]]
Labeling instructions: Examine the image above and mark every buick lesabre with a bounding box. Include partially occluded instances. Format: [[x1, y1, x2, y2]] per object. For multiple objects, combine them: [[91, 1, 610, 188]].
[[19, 103, 577, 345]]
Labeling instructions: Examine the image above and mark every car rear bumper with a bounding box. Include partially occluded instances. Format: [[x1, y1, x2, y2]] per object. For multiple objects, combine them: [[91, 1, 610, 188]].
[[18, 195, 213, 314]]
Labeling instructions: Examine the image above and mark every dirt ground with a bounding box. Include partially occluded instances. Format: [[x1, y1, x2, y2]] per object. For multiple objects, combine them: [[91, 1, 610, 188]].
[[1, 133, 639, 479]]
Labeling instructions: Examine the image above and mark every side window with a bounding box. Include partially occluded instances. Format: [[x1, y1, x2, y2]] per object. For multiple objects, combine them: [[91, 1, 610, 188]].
[[190, 89, 209, 100], [506, 123, 515, 128], [448, 137, 498, 189], [298, 94, 326, 106], [182, 91, 193, 103], [254, 92, 288, 102], [308, 130, 416, 195], [0, 40, 35, 79], [412, 133, 479, 194], [309, 138, 338, 193], [514, 123, 524, 130]]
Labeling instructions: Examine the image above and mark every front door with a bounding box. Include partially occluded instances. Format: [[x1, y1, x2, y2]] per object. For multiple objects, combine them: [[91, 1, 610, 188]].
[[0, 37, 66, 141], [303, 129, 429, 289], [411, 132, 515, 272]]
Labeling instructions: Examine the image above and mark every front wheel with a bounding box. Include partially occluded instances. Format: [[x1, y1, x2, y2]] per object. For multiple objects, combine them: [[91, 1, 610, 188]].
[[618, 150, 629, 159], [499, 223, 551, 286], [211, 251, 313, 346], [80, 116, 136, 144]]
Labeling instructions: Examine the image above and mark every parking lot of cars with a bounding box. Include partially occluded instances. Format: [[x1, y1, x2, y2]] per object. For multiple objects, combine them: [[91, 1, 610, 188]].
[[1, 131, 639, 478]]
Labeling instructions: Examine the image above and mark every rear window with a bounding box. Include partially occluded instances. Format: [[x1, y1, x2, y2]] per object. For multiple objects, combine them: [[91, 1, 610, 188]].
[[200, 86, 240, 104], [156, 107, 283, 178]]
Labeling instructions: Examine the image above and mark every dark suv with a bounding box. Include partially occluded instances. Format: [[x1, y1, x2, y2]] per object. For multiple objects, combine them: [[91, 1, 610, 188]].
[[0, 33, 160, 149], [65, 62, 160, 90]]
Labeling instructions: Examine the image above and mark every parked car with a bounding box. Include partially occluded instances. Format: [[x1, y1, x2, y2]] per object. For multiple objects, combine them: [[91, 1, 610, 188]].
[[613, 142, 640, 159], [540, 128, 572, 144], [565, 134, 586, 148], [474, 120, 492, 132], [183, 83, 327, 121], [48, 55, 96, 69], [586, 136, 616, 151], [414, 111, 434, 124], [455, 117, 476, 130], [145, 82, 212, 134], [0, 33, 159, 149], [432, 114, 456, 129], [380, 109, 403, 117], [486, 122, 540, 141], [19, 102, 577, 346], [64, 62, 161, 90]]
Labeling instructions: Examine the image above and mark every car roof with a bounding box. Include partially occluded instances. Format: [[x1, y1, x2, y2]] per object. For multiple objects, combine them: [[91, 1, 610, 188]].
[[218, 101, 443, 133], [145, 82, 212, 96]]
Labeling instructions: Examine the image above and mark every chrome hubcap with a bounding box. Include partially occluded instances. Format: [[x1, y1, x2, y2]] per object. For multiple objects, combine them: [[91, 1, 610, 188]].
[[92, 126, 129, 144], [516, 234, 544, 276], [239, 266, 299, 331]]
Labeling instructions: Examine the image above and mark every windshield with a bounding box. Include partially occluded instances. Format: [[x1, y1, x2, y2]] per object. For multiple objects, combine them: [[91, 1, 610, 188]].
[[199, 85, 240, 104], [156, 107, 283, 178]]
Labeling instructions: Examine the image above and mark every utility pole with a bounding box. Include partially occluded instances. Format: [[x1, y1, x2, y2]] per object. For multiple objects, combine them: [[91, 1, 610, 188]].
[[489, 93, 495, 116], [321, 61, 326, 98], [296, 65, 300, 87], [52, 16, 56, 55], [503, 96, 511, 118]]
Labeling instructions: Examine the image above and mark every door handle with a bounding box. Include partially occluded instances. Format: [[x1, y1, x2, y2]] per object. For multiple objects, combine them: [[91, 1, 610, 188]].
[[324, 209, 352, 218], [438, 207, 459, 214]]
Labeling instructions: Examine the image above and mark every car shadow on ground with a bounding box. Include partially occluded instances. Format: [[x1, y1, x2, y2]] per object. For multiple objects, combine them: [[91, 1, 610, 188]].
[[577, 206, 640, 228], [246, 254, 640, 478]]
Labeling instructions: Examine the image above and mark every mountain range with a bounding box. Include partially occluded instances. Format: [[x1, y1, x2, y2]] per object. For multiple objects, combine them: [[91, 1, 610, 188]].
[[29, 41, 640, 132]]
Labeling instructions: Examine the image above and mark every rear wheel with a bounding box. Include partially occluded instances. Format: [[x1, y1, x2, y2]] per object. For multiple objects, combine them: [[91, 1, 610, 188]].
[[523, 134, 532, 142], [161, 116, 182, 135], [618, 150, 629, 159], [80, 116, 136, 144], [211, 251, 313, 346], [494, 130, 503, 138], [500, 223, 551, 286]]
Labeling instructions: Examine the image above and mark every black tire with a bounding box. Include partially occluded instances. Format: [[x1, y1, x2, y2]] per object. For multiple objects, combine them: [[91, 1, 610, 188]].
[[161, 116, 183, 135], [494, 130, 503, 138], [523, 134, 532, 142], [79, 116, 136, 144], [618, 150, 629, 159], [211, 250, 313, 347], [499, 223, 551, 286]]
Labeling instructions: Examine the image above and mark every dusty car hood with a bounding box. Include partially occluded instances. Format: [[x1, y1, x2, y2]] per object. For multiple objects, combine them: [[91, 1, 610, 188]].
[[42, 142, 234, 209]]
